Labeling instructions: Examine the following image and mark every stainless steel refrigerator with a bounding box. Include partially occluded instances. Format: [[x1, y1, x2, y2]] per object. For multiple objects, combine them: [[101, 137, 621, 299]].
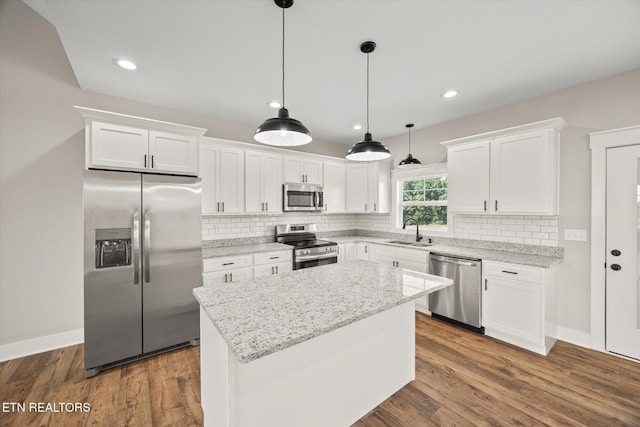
[[83, 170, 202, 377]]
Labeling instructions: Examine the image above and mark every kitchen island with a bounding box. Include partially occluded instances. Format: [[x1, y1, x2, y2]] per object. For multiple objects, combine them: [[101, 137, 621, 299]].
[[193, 260, 452, 427]]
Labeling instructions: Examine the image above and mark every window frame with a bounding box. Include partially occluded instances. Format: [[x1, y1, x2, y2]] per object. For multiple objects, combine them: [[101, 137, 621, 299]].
[[391, 163, 452, 237]]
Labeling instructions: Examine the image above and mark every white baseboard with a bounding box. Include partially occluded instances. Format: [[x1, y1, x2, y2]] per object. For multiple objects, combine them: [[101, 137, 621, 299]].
[[0, 328, 84, 362], [555, 326, 593, 349]]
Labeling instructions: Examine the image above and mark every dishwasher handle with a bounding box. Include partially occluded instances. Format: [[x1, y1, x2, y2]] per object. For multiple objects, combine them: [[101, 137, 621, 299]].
[[430, 254, 479, 267]]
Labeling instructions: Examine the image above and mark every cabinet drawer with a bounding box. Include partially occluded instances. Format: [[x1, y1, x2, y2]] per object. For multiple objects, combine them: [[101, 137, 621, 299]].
[[203, 254, 252, 273], [483, 261, 542, 284], [397, 247, 429, 264], [253, 250, 292, 266], [203, 267, 253, 286]]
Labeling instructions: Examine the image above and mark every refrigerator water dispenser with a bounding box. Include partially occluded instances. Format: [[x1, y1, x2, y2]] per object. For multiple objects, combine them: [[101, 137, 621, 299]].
[[95, 228, 131, 268]]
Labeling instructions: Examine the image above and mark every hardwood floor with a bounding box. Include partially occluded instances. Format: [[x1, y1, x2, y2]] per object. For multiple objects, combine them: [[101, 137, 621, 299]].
[[1, 313, 639, 426]]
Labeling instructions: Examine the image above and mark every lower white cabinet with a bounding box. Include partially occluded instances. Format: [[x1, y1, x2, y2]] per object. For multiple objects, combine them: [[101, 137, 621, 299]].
[[337, 242, 357, 263], [356, 242, 370, 260], [203, 254, 254, 286], [253, 250, 293, 278], [482, 261, 556, 355], [203, 250, 293, 285]]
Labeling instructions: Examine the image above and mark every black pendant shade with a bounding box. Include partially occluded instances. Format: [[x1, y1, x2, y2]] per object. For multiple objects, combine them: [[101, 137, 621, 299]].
[[254, 107, 312, 146], [346, 133, 392, 161], [398, 123, 422, 167], [254, 0, 311, 147], [346, 41, 391, 161]]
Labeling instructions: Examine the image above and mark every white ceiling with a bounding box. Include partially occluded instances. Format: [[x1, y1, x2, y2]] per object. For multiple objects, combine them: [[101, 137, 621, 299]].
[[25, 0, 640, 144]]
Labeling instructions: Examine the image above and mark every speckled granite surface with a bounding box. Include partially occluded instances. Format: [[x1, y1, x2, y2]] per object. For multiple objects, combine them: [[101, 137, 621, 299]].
[[328, 236, 561, 268], [202, 242, 291, 259], [193, 260, 452, 363]]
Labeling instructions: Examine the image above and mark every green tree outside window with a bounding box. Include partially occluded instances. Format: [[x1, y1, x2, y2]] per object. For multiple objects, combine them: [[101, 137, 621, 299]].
[[401, 177, 447, 228]]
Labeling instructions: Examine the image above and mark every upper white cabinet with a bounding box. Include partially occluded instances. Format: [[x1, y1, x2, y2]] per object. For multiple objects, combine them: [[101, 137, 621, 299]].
[[322, 161, 346, 213], [200, 139, 244, 215], [245, 151, 283, 214], [443, 118, 566, 215], [76, 107, 205, 176], [345, 160, 390, 213], [284, 157, 323, 184]]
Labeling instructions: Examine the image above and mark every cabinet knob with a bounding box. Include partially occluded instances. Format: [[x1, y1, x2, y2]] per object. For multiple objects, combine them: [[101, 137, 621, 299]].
[[611, 264, 621, 271], [611, 249, 621, 256]]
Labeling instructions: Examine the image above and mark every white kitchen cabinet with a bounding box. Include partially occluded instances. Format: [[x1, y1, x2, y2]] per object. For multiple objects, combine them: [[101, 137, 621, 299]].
[[200, 140, 244, 215], [253, 250, 293, 278], [203, 254, 254, 286], [482, 260, 556, 355], [76, 107, 205, 176], [245, 151, 283, 214], [443, 118, 566, 215], [284, 157, 323, 184], [322, 161, 346, 213], [356, 242, 370, 260], [337, 242, 357, 263], [345, 160, 390, 213]]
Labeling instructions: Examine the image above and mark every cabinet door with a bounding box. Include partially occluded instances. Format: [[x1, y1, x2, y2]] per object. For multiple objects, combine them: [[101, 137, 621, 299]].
[[346, 164, 368, 212], [356, 242, 369, 260], [262, 153, 283, 213], [483, 275, 543, 347], [490, 130, 557, 214], [203, 267, 253, 286], [344, 242, 357, 262], [90, 122, 149, 170], [199, 143, 219, 215], [219, 148, 244, 213], [323, 162, 346, 212], [447, 141, 491, 213], [244, 151, 265, 213], [367, 163, 380, 213], [283, 157, 304, 183], [149, 131, 198, 175], [303, 159, 323, 184]]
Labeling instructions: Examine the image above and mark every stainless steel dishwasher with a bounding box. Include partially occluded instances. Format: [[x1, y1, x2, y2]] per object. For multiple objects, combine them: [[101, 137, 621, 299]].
[[428, 253, 484, 333]]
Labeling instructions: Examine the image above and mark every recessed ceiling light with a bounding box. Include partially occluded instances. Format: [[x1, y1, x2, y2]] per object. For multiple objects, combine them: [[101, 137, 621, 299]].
[[115, 59, 137, 70], [353, 124, 363, 130], [268, 101, 281, 108], [441, 90, 458, 99]]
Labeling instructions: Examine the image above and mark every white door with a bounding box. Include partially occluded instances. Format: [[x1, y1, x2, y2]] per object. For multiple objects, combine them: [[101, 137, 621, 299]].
[[323, 162, 346, 212], [447, 140, 491, 213], [262, 153, 282, 213], [218, 148, 244, 213], [346, 164, 368, 212], [149, 131, 198, 175], [606, 144, 640, 360], [244, 151, 264, 213]]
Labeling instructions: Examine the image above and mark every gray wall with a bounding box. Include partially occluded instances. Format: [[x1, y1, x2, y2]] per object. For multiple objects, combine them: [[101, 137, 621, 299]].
[[383, 69, 640, 338], [0, 0, 345, 353]]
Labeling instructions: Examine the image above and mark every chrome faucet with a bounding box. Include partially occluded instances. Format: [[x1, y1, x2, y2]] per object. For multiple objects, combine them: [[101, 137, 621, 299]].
[[402, 218, 423, 242]]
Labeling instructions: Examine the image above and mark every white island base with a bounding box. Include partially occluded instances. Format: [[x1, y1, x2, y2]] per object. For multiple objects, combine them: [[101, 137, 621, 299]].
[[200, 301, 416, 427]]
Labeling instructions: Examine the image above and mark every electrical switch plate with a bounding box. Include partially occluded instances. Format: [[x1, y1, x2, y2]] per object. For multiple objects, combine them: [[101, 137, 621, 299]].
[[564, 229, 587, 241]]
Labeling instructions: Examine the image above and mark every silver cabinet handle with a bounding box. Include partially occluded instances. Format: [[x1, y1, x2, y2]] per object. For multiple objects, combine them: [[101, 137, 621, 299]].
[[222, 202, 225, 212], [374, 203, 377, 211], [296, 252, 337, 261], [485, 278, 488, 291], [501, 270, 518, 275], [230, 272, 233, 281], [270, 256, 280, 259], [224, 273, 228, 283], [144, 154, 148, 168], [276, 266, 279, 274], [495, 200, 498, 211], [484, 200, 487, 211], [222, 262, 234, 266], [365, 245, 368, 254], [266, 202, 268, 211], [151, 155, 155, 169], [261, 202, 265, 211], [143, 209, 151, 283], [271, 266, 274, 274], [132, 209, 140, 284], [217, 202, 220, 212]]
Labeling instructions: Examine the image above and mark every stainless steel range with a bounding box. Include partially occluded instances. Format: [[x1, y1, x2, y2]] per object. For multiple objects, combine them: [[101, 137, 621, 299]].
[[276, 224, 338, 270]]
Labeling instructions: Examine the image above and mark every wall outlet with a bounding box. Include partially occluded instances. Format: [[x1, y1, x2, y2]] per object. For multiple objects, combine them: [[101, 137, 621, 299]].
[[564, 229, 587, 241]]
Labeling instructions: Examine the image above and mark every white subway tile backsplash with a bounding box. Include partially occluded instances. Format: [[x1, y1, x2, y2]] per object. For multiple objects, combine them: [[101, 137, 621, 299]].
[[453, 214, 559, 247]]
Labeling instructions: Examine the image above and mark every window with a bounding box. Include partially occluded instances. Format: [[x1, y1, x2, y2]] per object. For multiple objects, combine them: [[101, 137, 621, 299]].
[[401, 176, 447, 229]]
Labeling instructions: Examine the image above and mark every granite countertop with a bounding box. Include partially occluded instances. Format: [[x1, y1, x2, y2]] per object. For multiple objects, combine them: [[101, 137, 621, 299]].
[[328, 236, 561, 268], [202, 242, 291, 259], [193, 260, 452, 363]]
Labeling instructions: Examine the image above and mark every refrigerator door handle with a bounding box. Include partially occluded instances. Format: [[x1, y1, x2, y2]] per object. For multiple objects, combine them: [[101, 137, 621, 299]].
[[132, 209, 140, 284], [144, 209, 151, 283]]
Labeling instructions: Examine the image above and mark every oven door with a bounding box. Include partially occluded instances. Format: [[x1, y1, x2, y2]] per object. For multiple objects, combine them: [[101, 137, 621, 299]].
[[294, 253, 338, 270]]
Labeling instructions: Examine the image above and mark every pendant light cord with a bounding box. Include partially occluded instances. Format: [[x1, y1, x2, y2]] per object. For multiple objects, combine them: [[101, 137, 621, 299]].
[[366, 52, 370, 133], [281, 5, 286, 108]]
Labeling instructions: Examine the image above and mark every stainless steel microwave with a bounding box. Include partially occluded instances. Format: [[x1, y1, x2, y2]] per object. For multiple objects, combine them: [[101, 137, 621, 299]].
[[283, 183, 323, 212]]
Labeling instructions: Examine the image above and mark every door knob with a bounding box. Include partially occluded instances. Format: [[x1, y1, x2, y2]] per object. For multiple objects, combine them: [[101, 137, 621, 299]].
[[611, 264, 621, 271], [611, 249, 621, 256]]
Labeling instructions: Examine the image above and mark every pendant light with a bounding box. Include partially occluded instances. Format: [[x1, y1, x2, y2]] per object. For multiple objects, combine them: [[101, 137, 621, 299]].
[[346, 41, 391, 161], [398, 123, 422, 168], [254, 0, 311, 146]]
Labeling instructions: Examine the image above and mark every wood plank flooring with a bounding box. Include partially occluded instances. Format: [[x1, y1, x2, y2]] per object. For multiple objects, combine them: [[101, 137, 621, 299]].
[[2, 313, 639, 426]]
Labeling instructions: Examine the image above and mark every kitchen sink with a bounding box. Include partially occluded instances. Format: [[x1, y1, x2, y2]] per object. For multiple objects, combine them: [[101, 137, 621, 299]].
[[386, 240, 432, 247]]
